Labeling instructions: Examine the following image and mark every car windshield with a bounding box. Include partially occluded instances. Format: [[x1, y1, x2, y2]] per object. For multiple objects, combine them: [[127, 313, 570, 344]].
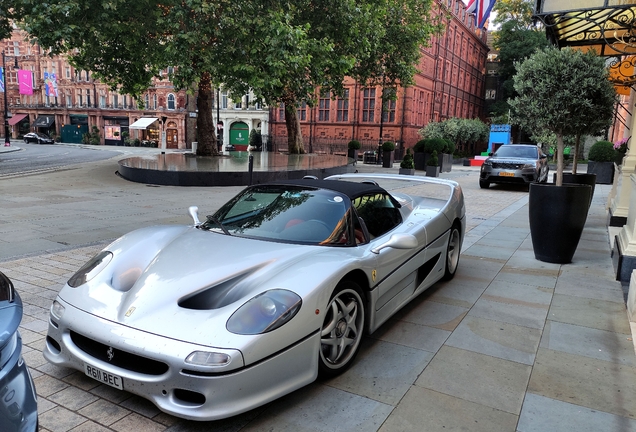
[[204, 185, 351, 245], [494, 146, 538, 159]]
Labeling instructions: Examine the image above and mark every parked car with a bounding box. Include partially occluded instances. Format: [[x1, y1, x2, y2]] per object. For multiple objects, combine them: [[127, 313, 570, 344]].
[[43, 174, 465, 421], [479, 144, 549, 188], [225, 144, 236, 151], [0, 272, 38, 432], [23, 132, 54, 144]]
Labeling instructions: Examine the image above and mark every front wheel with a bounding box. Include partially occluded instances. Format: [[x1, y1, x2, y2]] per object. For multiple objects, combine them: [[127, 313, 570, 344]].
[[479, 179, 490, 189], [318, 281, 365, 379], [442, 224, 461, 281]]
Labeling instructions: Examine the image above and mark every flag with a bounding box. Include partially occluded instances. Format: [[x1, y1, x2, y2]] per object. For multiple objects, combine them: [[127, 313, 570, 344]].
[[18, 70, 33, 95], [43, 71, 58, 97], [465, 0, 496, 29], [0, 67, 4, 93]]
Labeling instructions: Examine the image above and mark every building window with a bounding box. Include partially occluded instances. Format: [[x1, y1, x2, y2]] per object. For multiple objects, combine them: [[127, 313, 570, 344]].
[[66, 95, 72, 108], [113, 94, 119, 108], [362, 88, 375, 122], [297, 101, 307, 121], [234, 96, 242, 109], [144, 93, 149, 109], [337, 90, 349, 122], [86, 89, 91, 107], [65, 67, 71, 79], [123, 95, 128, 108], [221, 91, 228, 109], [168, 66, 174, 75], [153, 94, 158, 109], [279, 104, 285, 121], [12, 41, 19, 56], [382, 95, 396, 123], [78, 92, 83, 107], [100, 95, 106, 108], [318, 91, 330, 121], [167, 93, 176, 110]]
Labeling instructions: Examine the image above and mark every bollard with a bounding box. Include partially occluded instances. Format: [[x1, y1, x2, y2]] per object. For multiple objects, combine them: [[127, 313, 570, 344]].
[[248, 154, 254, 185], [192, 142, 198, 154]]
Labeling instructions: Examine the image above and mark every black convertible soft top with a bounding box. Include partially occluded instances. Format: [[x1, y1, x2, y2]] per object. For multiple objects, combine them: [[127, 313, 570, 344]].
[[265, 178, 390, 201]]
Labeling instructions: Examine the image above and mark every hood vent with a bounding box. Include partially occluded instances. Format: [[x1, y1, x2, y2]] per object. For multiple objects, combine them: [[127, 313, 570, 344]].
[[178, 272, 255, 310]]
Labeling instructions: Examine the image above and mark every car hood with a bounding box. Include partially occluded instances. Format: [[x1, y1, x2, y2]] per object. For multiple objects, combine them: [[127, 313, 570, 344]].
[[58, 225, 344, 345], [487, 156, 536, 164]]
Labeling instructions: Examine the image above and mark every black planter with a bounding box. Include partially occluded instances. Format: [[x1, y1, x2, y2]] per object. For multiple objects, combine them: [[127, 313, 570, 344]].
[[440, 153, 453, 172], [383, 151, 395, 168], [586, 161, 614, 184], [554, 172, 596, 206], [414, 153, 426, 170], [347, 149, 359, 163], [529, 183, 592, 264]]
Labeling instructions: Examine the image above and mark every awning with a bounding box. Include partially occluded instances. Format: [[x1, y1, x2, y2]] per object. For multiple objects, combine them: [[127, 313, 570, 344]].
[[129, 117, 158, 129], [8, 113, 28, 126], [32, 115, 55, 128]]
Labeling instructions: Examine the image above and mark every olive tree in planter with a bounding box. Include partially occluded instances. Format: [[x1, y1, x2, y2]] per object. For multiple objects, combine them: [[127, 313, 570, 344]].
[[382, 141, 395, 168], [399, 148, 415, 175], [426, 151, 440, 177], [587, 140, 616, 184], [510, 46, 616, 264], [348, 140, 361, 164]]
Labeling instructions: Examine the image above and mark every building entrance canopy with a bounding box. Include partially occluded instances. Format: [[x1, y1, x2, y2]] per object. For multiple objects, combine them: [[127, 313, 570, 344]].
[[8, 113, 28, 126], [129, 117, 158, 129], [32, 115, 55, 128]]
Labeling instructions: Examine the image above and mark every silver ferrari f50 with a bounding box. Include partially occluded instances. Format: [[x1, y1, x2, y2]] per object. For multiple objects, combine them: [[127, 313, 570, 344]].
[[44, 173, 465, 421]]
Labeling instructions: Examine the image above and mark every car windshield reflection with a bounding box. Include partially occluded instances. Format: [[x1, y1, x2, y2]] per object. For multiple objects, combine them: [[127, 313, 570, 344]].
[[494, 146, 538, 159], [204, 185, 350, 245]]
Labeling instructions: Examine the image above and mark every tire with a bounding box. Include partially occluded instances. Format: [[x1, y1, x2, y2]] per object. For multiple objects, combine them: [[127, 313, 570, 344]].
[[318, 281, 365, 379], [24, 139, 28, 144], [479, 179, 490, 189], [442, 223, 461, 281]]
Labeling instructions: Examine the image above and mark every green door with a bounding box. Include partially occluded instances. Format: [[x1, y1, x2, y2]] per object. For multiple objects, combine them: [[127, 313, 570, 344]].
[[230, 122, 249, 150]]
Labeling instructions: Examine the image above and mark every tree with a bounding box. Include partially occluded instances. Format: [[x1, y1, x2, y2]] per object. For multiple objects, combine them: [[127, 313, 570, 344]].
[[510, 47, 616, 186], [490, 0, 548, 119], [420, 118, 488, 155]]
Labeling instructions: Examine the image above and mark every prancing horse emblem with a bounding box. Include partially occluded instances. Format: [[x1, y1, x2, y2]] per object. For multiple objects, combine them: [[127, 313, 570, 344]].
[[106, 346, 115, 362]]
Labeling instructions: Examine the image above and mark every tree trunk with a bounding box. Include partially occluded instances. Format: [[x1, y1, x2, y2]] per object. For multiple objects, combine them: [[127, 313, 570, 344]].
[[196, 72, 218, 156], [555, 132, 564, 186], [572, 133, 581, 174], [285, 104, 305, 154]]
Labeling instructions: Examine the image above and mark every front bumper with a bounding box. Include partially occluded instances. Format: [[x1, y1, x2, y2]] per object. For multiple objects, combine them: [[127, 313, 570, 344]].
[[480, 165, 538, 184], [0, 334, 38, 432], [44, 299, 319, 421]]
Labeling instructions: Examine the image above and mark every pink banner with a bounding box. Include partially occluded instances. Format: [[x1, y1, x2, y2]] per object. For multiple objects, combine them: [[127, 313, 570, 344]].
[[18, 70, 33, 95]]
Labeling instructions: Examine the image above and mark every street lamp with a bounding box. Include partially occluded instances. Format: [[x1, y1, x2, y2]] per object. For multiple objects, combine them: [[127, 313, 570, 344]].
[[2, 52, 18, 146]]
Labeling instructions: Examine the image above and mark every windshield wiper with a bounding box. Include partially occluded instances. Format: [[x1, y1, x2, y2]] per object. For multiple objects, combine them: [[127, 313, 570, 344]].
[[206, 215, 231, 236]]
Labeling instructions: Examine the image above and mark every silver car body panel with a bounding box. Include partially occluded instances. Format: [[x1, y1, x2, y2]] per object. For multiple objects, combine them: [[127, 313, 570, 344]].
[[44, 173, 465, 420]]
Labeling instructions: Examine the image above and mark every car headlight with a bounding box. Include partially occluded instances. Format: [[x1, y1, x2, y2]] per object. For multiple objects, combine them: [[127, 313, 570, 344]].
[[227, 289, 302, 335], [67, 251, 113, 288], [482, 160, 492, 167], [51, 300, 65, 320], [522, 163, 536, 169]]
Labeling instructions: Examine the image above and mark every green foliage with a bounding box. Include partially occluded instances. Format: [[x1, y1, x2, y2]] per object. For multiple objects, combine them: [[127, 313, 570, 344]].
[[400, 148, 414, 169], [348, 140, 361, 150], [510, 46, 617, 184], [413, 139, 427, 153], [424, 138, 446, 154], [248, 129, 262, 150], [427, 150, 439, 166], [444, 139, 455, 154], [420, 118, 488, 153], [588, 141, 616, 162], [382, 141, 396, 152]]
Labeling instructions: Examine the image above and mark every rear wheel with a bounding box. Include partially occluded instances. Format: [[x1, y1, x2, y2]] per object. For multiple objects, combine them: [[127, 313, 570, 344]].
[[442, 224, 461, 280], [479, 179, 490, 189], [318, 281, 365, 379]]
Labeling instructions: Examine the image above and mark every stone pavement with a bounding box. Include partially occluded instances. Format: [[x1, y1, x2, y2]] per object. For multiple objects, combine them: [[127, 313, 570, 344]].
[[1, 145, 635, 431]]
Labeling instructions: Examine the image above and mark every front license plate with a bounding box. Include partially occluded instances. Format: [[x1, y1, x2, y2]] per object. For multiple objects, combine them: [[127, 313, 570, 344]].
[[84, 363, 123, 390], [499, 172, 515, 177]]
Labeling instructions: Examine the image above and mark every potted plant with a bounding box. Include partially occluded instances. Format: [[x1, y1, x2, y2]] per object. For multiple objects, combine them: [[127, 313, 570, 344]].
[[426, 150, 440, 177], [586, 140, 616, 184], [441, 139, 454, 172], [348, 140, 361, 164], [399, 148, 415, 175], [510, 46, 616, 264], [382, 141, 395, 168], [613, 137, 629, 165], [413, 139, 427, 170]]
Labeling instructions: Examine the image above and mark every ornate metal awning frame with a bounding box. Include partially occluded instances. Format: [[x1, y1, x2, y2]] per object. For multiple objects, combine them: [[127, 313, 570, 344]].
[[533, 1, 636, 89]]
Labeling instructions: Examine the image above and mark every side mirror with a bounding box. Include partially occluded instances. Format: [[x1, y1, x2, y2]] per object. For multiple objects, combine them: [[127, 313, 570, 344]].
[[371, 233, 418, 254], [488, 152, 494, 156]]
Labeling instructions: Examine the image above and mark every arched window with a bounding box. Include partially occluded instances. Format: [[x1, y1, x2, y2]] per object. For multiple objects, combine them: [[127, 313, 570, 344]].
[[167, 94, 176, 110]]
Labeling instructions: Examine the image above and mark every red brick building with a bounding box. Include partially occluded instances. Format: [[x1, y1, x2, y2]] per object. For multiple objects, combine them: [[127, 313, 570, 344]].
[[1, 29, 191, 148], [269, 0, 489, 153]]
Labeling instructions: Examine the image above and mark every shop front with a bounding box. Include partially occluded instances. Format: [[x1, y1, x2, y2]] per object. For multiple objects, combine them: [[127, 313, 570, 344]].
[[8, 113, 29, 138], [129, 117, 159, 147], [32, 115, 56, 136], [61, 114, 89, 144], [104, 116, 130, 146]]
